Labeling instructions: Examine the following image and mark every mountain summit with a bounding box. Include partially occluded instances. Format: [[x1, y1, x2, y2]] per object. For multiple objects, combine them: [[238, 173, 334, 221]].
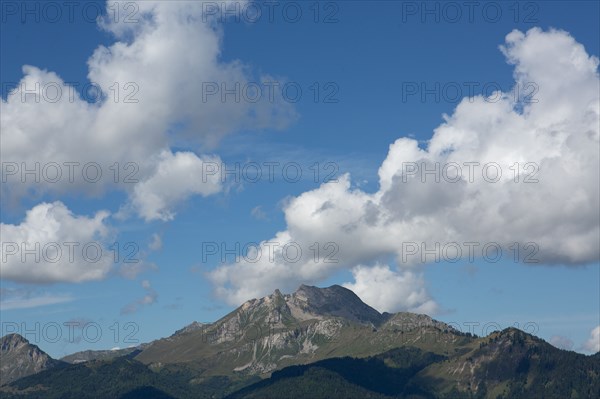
[[0, 333, 63, 385], [289, 284, 383, 325]]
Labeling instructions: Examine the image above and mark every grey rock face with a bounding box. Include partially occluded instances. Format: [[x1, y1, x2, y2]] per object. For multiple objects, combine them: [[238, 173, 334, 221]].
[[0, 333, 62, 385]]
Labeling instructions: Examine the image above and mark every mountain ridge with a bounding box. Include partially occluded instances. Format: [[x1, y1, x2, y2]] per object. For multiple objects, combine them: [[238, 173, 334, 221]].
[[1, 284, 598, 398]]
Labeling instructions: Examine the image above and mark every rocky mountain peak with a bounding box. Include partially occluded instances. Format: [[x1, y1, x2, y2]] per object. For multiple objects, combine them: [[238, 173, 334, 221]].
[[290, 284, 383, 326], [1, 333, 62, 385], [1, 333, 29, 352], [172, 321, 208, 337], [1, 333, 46, 357]]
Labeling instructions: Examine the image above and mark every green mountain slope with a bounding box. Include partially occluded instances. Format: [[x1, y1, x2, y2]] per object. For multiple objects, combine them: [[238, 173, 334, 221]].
[[227, 328, 600, 399], [417, 328, 600, 398], [0, 357, 256, 399], [1, 285, 598, 398], [225, 347, 444, 399]]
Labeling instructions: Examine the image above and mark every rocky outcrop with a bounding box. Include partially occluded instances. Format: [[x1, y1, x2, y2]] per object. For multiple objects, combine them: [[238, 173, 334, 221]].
[[0, 333, 63, 385]]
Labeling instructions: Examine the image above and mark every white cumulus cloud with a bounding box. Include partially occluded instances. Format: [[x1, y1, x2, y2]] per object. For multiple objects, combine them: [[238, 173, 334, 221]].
[[1, 202, 113, 283], [130, 151, 223, 221], [342, 264, 439, 314], [1, 0, 295, 220], [209, 28, 599, 312]]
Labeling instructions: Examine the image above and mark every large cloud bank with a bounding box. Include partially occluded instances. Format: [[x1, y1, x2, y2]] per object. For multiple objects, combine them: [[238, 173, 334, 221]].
[[209, 28, 599, 312]]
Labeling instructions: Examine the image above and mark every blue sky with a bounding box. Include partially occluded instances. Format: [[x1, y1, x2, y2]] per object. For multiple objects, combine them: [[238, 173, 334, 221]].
[[1, 1, 599, 358]]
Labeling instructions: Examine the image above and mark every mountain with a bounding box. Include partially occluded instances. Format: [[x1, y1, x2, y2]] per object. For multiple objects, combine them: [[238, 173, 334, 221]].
[[291, 284, 383, 325], [171, 321, 207, 336], [1, 284, 598, 398], [134, 284, 467, 376], [3, 357, 185, 398], [60, 347, 143, 364], [225, 347, 445, 399], [59, 321, 209, 363], [0, 334, 64, 385], [417, 328, 600, 398], [231, 329, 600, 399]]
